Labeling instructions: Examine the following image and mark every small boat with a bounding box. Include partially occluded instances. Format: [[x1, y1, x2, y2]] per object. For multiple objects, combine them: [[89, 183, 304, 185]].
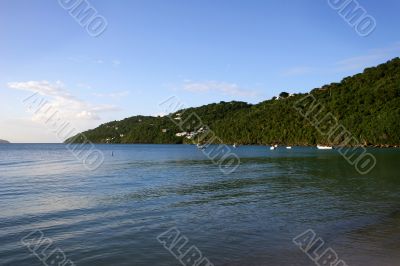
[[317, 145, 333, 150], [270, 144, 278, 150], [233, 143, 238, 148], [286, 146, 292, 149]]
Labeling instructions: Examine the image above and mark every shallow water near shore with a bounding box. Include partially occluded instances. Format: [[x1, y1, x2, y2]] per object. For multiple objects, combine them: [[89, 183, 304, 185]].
[[0, 144, 399, 266]]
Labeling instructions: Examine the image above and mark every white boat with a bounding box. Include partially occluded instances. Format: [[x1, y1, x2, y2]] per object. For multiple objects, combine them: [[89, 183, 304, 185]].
[[270, 144, 278, 150], [286, 146, 292, 149], [233, 143, 238, 148], [317, 145, 333, 150]]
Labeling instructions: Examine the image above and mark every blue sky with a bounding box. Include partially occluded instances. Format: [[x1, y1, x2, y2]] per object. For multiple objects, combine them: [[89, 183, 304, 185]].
[[1, 0, 400, 142]]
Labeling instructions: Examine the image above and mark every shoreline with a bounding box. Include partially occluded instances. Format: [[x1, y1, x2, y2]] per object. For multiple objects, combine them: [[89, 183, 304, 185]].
[[6, 142, 399, 148]]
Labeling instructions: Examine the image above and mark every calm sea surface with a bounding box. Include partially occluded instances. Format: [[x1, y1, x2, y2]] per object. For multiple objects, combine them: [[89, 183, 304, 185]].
[[0, 144, 399, 266]]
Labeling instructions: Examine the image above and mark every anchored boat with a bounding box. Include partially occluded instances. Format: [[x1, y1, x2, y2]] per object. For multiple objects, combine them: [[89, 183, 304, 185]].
[[317, 145, 333, 150], [270, 144, 278, 150]]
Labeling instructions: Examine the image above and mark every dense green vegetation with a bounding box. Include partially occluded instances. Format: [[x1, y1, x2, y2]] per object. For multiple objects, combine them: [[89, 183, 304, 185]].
[[66, 58, 400, 146]]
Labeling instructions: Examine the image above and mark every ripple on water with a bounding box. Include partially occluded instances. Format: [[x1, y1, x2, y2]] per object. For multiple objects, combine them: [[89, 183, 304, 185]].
[[0, 144, 399, 265]]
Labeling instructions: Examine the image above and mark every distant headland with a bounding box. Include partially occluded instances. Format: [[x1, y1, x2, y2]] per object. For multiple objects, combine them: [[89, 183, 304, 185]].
[[0, 139, 10, 144]]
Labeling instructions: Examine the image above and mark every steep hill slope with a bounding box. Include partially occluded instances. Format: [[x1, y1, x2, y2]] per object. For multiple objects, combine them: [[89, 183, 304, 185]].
[[66, 58, 400, 146]]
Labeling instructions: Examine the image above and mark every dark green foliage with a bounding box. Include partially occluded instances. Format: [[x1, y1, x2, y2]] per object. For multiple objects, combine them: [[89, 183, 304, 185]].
[[66, 58, 400, 146], [279, 92, 289, 98]]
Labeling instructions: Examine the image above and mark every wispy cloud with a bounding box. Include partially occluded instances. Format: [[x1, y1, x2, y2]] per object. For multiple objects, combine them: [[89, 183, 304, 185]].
[[112, 60, 121, 67], [281, 67, 315, 77], [77, 83, 93, 90], [334, 43, 400, 72], [7, 80, 119, 122], [182, 81, 259, 97], [281, 42, 400, 76], [68, 56, 121, 67], [92, 91, 129, 98], [335, 54, 384, 72]]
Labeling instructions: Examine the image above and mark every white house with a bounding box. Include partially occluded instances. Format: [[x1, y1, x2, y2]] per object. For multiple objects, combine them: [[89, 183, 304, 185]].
[[175, 132, 188, 137]]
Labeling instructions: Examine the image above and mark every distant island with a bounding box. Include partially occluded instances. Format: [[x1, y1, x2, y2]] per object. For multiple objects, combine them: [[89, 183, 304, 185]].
[[0, 139, 10, 144], [66, 58, 400, 147]]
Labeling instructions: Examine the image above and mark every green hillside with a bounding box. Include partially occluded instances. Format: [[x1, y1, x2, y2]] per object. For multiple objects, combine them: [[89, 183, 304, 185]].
[[66, 58, 400, 147]]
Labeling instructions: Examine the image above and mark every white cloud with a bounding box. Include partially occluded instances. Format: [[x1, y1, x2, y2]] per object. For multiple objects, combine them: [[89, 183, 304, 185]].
[[7, 81, 119, 123], [8, 80, 73, 99], [76, 111, 100, 120], [182, 81, 258, 97]]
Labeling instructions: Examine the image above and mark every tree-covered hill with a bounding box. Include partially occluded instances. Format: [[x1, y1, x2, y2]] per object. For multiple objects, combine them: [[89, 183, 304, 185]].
[[66, 58, 400, 147]]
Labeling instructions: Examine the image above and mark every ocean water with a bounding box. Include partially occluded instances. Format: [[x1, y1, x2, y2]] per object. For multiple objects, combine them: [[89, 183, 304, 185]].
[[0, 144, 399, 266]]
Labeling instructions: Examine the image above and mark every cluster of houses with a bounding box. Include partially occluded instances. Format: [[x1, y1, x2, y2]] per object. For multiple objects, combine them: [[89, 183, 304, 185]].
[[102, 113, 211, 143], [101, 125, 126, 143], [174, 113, 183, 121], [104, 137, 115, 143], [175, 127, 207, 139], [158, 113, 208, 140]]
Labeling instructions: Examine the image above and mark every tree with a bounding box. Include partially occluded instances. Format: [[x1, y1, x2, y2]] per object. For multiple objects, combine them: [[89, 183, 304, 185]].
[[279, 92, 289, 98]]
